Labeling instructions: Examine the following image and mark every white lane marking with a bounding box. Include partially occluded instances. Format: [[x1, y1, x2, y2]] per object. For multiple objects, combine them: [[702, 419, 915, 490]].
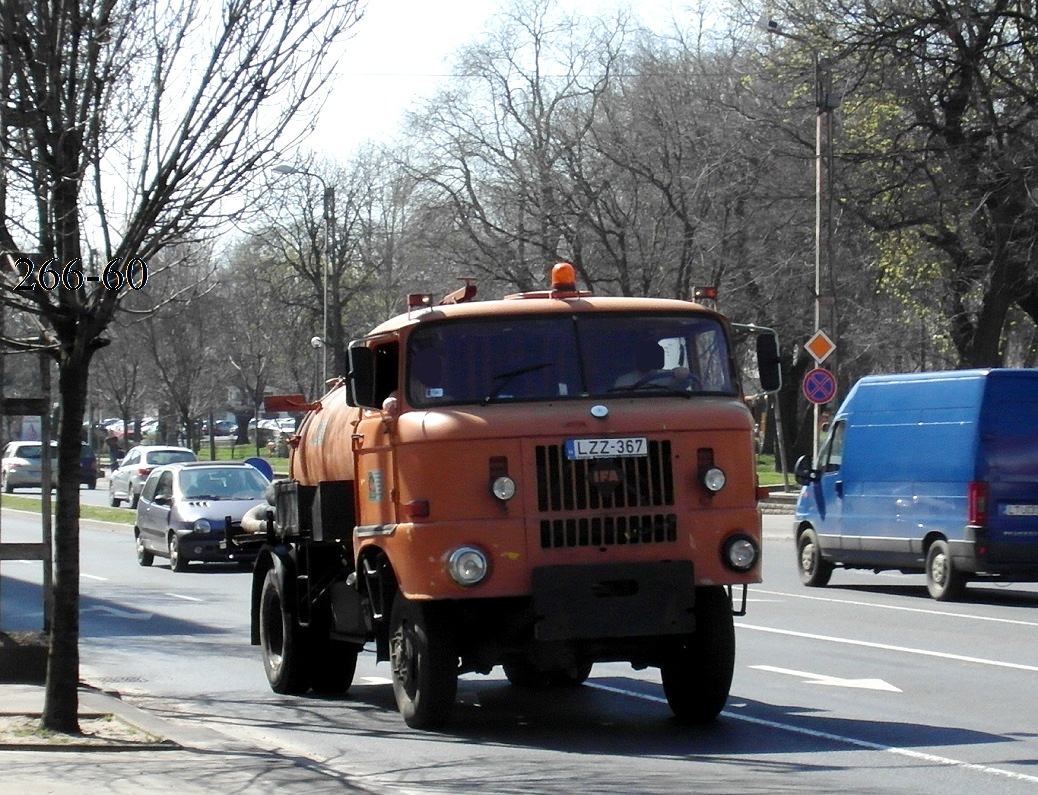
[[81, 573, 107, 581], [737, 622, 1038, 673], [751, 665, 902, 692], [586, 682, 1038, 785], [359, 676, 393, 685], [165, 592, 203, 602], [81, 605, 152, 620], [753, 588, 1038, 628]]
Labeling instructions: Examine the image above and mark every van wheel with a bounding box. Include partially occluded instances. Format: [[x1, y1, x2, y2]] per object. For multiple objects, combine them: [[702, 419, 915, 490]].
[[660, 586, 734, 723], [389, 593, 458, 729], [925, 540, 966, 601], [797, 528, 833, 587]]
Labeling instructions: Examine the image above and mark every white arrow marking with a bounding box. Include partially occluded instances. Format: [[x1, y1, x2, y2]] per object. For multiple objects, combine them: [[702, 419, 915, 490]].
[[82, 605, 153, 620], [751, 664, 902, 692]]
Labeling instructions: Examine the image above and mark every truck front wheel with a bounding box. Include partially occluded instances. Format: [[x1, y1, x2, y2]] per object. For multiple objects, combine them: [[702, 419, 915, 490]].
[[259, 567, 311, 694], [660, 586, 735, 723], [389, 593, 458, 729]]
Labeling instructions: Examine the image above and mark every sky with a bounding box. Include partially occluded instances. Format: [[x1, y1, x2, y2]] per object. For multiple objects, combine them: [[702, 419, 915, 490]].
[[303, 0, 694, 157]]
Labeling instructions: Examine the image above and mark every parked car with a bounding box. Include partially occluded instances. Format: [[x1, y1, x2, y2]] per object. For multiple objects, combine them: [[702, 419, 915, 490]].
[[1, 441, 97, 492], [109, 445, 197, 508], [200, 419, 238, 437], [133, 461, 271, 571]]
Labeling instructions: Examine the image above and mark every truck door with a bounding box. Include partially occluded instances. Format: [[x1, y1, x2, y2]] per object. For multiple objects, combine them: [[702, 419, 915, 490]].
[[350, 339, 399, 528]]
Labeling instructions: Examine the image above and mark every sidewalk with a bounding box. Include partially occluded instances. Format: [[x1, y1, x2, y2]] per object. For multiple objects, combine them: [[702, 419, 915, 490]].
[[0, 683, 371, 793]]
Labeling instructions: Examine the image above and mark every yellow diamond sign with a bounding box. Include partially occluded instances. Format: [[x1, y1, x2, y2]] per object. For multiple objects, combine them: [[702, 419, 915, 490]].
[[805, 330, 835, 363]]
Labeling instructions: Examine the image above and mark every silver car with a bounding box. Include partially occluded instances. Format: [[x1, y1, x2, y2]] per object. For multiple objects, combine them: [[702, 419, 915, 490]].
[[133, 461, 271, 571], [1, 441, 57, 493], [108, 445, 196, 508]]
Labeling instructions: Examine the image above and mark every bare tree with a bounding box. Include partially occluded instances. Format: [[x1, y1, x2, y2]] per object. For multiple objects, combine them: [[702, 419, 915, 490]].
[[0, 0, 361, 732]]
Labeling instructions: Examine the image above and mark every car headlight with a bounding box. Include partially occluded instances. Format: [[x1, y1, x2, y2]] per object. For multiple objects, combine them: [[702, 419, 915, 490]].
[[447, 546, 489, 586], [490, 475, 516, 501], [193, 518, 212, 533], [702, 466, 726, 493], [722, 534, 759, 572]]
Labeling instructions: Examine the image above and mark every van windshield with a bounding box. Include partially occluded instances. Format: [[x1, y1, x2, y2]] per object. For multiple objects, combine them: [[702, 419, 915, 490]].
[[407, 313, 735, 407]]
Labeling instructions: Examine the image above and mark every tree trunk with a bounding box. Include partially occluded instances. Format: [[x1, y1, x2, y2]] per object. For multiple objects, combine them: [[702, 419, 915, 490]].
[[41, 349, 92, 734]]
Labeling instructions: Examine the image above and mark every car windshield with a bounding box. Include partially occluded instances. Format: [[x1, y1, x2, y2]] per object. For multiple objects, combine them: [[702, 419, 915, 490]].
[[179, 468, 269, 500], [17, 445, 43, 460], [406, 312, 736, 407]]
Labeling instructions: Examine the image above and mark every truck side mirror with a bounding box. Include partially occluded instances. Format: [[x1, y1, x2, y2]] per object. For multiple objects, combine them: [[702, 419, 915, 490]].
[[346, 344, 377, 409], [756, 332, 782, 393], [793, 454, 817, 486]]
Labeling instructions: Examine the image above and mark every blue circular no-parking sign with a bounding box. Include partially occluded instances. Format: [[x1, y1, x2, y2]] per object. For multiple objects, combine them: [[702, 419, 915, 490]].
[[802, 368, 837, 405]]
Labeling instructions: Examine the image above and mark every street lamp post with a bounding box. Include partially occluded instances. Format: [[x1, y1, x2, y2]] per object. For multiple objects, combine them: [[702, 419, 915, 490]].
[[272, 164, 335, 387], [762, 20, 839, 456]]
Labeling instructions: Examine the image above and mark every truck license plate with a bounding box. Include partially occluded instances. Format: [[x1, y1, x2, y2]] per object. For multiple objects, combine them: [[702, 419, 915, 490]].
[[565, 437, 648, 460]]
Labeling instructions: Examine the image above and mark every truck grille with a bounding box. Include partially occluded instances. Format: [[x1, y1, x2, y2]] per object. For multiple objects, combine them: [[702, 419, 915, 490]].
[[534, 442, 676, 549], [540, 514, 678, 549]]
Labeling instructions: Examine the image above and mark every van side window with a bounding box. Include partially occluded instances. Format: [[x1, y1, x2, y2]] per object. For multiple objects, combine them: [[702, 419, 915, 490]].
[[820, 420, 845, 473]]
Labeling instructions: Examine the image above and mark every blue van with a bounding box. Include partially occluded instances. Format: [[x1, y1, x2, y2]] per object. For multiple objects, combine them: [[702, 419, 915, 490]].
[[793, 369, 1038, 600]]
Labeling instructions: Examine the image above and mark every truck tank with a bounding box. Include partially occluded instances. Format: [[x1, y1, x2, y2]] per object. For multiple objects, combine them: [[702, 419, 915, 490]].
[[289, 380, 362, 486]]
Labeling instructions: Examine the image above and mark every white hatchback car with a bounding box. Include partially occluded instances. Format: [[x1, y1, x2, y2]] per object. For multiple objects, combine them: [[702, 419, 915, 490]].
[[109, 445, 197, 508]]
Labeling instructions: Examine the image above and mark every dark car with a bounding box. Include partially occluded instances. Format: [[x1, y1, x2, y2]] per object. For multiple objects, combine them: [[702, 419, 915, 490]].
[[133, 461, 271, 571], [79, 443, 98, 489]]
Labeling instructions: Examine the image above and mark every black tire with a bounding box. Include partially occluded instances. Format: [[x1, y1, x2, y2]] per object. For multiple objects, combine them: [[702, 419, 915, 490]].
[[135, 531, 154, 567], [504, 659, 593, 688], [168, 534, 189, 572], [259, 567, 312, 694], [2, 472, 12, 494], [108, 484, 120, 507], [310, 637, 361, 695], [389, 593, 458, 729], [129, 490, 141, 509], [797, 527, 834, 587], [660, 586, 735, 723], [925, 539, 967, 601], [86, 478, 97, 490]]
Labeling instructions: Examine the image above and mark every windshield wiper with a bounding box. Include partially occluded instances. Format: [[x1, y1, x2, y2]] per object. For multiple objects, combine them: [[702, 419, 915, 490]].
[[483, 363, 552, 404]]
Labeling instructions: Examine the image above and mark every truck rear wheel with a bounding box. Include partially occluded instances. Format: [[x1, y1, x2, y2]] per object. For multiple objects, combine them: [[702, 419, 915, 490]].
[[389, 593, 458, 729], [660, 586, 735, 723], [925, 540, 967, 601], [259, 567, 311, 694]]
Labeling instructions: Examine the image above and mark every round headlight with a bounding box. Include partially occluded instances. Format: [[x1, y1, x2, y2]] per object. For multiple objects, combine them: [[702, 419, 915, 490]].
[[702, 466, 726, 493], [448, 546, 489, 586], [193, 518, 212, 533], [491, 476, 517, 501], [723, 534, 759, 572]]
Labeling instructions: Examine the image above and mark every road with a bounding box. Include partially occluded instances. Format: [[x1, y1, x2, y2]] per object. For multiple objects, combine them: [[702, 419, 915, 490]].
[[3, 506, 1038, 794]]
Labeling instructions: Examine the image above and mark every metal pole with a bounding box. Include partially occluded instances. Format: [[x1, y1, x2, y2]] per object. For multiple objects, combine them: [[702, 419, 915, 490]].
[[322, 186, 335, 386], [813, 54, 824, 459]]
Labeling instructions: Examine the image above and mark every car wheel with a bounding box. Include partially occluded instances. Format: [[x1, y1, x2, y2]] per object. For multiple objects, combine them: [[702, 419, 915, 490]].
[[259, 567, 311, 694], [87, 478, 97, 490], [389, 592, 458, 729], [129, 490, 141, 509], [2, 472, 12, 494], [660, 586, 735, 723], [168, 534, 189, 572], [108, 483, 121, 507], [925, 539, 966, 601], [135, 531, 154, 567], [797, 527, 834, 587]]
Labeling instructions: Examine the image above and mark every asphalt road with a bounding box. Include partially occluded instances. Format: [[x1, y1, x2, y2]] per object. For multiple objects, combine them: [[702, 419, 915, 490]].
[[2, 508, 1038, 794]]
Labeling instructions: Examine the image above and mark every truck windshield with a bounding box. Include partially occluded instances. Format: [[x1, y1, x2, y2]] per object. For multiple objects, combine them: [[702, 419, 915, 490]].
[[407, 313, 735, 407]]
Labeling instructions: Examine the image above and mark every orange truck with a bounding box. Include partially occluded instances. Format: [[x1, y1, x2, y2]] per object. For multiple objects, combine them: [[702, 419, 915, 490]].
[[244, 263, 781, 729]]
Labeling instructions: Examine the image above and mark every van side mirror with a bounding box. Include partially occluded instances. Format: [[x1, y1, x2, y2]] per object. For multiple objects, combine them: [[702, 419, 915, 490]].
[[793, 455, 817, 486], [756, 332, 782, 393]]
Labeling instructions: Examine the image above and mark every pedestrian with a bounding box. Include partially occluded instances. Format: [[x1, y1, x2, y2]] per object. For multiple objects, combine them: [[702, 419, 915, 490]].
[[105, 435, 120, 469]]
